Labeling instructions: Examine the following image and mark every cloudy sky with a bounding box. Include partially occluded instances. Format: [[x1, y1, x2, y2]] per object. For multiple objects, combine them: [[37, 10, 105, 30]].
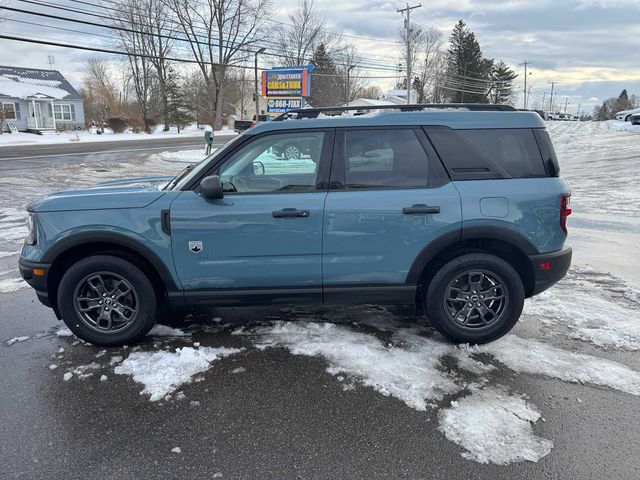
[[1, 0, 639, 114]]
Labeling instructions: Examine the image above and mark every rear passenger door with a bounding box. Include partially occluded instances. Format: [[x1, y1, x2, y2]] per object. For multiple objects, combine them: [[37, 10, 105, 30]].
[[322, 127, 462, 303]]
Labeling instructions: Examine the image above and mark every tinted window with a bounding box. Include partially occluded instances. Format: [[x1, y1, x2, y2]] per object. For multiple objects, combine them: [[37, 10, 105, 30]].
[[426, 127, 546, 180], [343, 129, 429, 188], [217, 132, 324, 193]]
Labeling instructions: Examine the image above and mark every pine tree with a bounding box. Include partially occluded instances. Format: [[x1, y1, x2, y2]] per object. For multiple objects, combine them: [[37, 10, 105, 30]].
[[488, 61, 518, 104], [612, 89, 633, 116], [164, 69, 195, 133], [445, 20, 491, 103], [308, 44, 341, 107]]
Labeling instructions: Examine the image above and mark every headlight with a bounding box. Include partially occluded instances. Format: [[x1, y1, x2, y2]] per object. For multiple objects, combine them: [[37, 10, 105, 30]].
[[25, 212, 37, 245]]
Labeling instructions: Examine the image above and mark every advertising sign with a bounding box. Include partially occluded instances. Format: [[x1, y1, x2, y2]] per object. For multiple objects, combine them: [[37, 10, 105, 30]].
[[266, 97, 303, 113], [261, 68, 310, 97]]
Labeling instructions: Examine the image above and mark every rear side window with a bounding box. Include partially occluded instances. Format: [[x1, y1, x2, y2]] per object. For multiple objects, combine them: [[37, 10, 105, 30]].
[[426, 127, 547, 180], [341, 129, 429, 188]]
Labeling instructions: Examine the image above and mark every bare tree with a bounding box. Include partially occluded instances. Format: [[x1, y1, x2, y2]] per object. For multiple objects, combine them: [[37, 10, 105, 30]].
[[274, 0, 325, 66], [163, 0, 271, 129], [414, 27, 445, 103], [81, 58, 119, 127], [398, 21, 426, 92]]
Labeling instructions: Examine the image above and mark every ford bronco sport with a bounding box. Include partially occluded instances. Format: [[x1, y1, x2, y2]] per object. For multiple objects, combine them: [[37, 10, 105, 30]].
[[19, 104, 572, 346]]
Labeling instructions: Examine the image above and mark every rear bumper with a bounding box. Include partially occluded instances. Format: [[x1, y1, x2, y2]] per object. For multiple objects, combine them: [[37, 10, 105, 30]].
[[528, 246, 572, 296], [19, 257, 52, 308]]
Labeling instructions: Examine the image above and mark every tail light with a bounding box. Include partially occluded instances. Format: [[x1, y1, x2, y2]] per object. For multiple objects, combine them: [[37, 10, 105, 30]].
[[560, 194, 572, 233]]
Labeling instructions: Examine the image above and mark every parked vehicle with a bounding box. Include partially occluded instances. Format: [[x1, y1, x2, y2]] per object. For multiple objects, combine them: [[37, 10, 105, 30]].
[[615, 108, 640, 122], [234, 114, 270, 132], [20, 104, 572, 346], [631, 113, 640, 126]]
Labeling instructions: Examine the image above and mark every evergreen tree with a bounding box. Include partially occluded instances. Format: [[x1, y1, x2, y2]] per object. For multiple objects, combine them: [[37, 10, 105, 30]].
[[612, 89, 633, 116], [308, 44, 341, 107], [164, 69, 195, 133], [488, 61, 518, 104], [445, 20, 491, 103]]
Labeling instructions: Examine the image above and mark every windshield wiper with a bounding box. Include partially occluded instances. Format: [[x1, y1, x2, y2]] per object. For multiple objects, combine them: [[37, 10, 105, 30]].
[[164, 164, 194, 191]]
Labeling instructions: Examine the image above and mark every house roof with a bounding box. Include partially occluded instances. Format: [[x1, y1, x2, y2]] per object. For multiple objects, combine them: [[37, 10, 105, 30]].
[[0, 65, 81, 100]]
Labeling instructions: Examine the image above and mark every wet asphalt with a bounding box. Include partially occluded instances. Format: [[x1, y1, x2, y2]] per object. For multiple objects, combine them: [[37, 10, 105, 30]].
[[2, 287, 639, 480]]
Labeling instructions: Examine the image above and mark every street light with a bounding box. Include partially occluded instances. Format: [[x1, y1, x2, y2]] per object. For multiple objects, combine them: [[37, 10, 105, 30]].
[[346, 65, 355, 106], [254, 47, 266, 122]]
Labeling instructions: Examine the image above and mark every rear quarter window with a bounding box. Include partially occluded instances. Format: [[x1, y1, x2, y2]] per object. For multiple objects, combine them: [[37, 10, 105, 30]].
[[425, 127, 547, 180]]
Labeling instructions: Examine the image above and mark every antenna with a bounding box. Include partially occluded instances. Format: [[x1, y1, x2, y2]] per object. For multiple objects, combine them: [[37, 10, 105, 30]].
[[47, 54, 55, 70]]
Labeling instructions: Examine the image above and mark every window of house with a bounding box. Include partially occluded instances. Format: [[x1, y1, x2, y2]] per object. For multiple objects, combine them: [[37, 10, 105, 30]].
[[1, 102, 17, 121], [54, 104, 73, 121]]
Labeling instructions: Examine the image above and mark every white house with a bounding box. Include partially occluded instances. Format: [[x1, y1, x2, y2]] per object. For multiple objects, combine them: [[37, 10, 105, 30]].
[[0, 65, 85, 133]]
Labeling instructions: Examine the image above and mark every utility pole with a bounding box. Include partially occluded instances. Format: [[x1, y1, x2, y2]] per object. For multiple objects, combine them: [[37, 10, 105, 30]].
[[398, 3, 421, 104], [254, 47, 266, 122], [519, 60, 532, 109], [563, 97, 569, 114], [46, 54, 55, 70], [346, 65, 355, 106], [461, 63, 468, 103], [549, 81, 555, 111]]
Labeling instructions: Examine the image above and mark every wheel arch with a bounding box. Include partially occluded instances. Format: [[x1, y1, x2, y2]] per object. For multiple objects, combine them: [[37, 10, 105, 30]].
[[43, 232, 179, 311], [408, 228, 537, 307]]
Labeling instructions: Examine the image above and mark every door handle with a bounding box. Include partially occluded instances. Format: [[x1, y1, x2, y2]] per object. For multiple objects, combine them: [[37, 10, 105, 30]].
[[403, 204, 440, 214], [272, 208, 310, 218]]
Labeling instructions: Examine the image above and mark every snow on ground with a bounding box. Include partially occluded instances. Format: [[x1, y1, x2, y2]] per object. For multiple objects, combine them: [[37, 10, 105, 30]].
[[0, 125, 236, 147], [5, 335, 30, 345], [147, 324, 191, 337], [438, 387, 553, 465], [114, 346, 242, 401]]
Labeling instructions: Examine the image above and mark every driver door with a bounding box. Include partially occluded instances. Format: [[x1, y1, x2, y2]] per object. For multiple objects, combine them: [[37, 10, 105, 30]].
[[169, 130, 333, 302]]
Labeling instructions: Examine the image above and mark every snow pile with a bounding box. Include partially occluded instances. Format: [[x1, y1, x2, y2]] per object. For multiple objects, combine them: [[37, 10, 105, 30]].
[[474, 335, 640, 396], [114, 346, 241, 401], [247, 321, 460, 410], [5, 335, 30, 345], [0, 277, 26, 294], [605, 120, 640, 132], [56, 327, 74, 337], [438, 388, 553, 465], [524, 287, 640, 350], [147, 324, 190, 337]]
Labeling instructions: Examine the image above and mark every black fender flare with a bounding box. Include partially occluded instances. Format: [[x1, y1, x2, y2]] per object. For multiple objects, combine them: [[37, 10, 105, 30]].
[[42, 231, 179, 291], [406, 226, 538, 284]]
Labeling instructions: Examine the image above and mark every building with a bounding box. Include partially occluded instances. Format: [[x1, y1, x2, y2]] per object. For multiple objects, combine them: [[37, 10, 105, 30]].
[[0, 66, 85, 133]]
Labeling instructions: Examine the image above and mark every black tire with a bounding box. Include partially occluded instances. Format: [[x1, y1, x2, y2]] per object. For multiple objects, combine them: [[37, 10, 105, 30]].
[[625, 115, 631, 122], [57, 255, 157, 346], [425, 253, 524, 344]]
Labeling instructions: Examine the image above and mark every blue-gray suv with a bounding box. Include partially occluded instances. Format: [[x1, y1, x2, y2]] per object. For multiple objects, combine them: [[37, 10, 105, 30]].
[[19, 104, 572, 346]]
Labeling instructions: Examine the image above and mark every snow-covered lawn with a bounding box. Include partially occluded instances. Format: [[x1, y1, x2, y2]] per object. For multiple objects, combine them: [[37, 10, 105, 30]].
[[0, 124, 236, 147], [3, 120, 640, 467]]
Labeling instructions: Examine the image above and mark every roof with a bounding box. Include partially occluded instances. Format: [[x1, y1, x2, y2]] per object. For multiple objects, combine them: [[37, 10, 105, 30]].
[[248, 110, 546, 135], [0, 65, 81, 100]]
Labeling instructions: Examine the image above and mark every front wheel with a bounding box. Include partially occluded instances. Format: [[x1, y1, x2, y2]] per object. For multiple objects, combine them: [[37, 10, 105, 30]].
[[282, 143, 301, 160], [424, 253, 524, 344], [57, 255, 157, 346]]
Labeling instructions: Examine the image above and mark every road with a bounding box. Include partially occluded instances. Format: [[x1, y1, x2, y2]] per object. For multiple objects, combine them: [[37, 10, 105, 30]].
[[1, 123, 640, 479], [0, 133, 236, 162]]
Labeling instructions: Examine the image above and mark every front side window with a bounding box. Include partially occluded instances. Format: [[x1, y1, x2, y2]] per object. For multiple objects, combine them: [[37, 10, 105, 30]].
[[54, 104, 72, 121], [342, 129, 429, 188], [2, 102, 16, 121], [217, 132, 325, 194]]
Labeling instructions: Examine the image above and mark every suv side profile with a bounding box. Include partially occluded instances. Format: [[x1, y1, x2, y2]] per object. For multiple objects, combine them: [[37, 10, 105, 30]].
[[19, 105, 572, 346]]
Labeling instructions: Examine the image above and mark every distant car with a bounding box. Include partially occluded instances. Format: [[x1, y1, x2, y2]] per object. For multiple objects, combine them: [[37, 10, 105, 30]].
[[631, 113, 640, 126], [615, 108, 640, 122], [234, 114, 271, 133]]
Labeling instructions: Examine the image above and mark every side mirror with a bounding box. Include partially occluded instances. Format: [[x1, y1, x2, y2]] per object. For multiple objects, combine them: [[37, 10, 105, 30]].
[[200, 175, 224, 199], [253, 161, 265, 176]]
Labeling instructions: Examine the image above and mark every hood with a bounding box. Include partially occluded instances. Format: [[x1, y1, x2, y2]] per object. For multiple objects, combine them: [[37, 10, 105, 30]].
[[28, 176, 173, 213]]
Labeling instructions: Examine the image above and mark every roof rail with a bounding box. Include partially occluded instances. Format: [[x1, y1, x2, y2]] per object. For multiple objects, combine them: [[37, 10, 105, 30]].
[[273, 103, 517, 121]]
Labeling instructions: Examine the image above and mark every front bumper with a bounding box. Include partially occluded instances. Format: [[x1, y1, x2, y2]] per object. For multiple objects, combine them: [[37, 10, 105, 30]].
[[528, 246, 572, 296], [19, 257, 52, 308]]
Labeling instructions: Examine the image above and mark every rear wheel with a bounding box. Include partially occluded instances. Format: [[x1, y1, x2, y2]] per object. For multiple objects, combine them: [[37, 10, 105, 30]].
[[425, 253, 524, 344], [57, 255, 157, 346]]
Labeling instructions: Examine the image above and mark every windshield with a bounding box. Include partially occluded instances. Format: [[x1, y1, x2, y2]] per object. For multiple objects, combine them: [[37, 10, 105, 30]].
[[164, 135, 245, 191]]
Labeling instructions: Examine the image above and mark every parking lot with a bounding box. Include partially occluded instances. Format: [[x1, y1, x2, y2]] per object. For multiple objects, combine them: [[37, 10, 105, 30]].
[[1, 121, 639, 479]]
